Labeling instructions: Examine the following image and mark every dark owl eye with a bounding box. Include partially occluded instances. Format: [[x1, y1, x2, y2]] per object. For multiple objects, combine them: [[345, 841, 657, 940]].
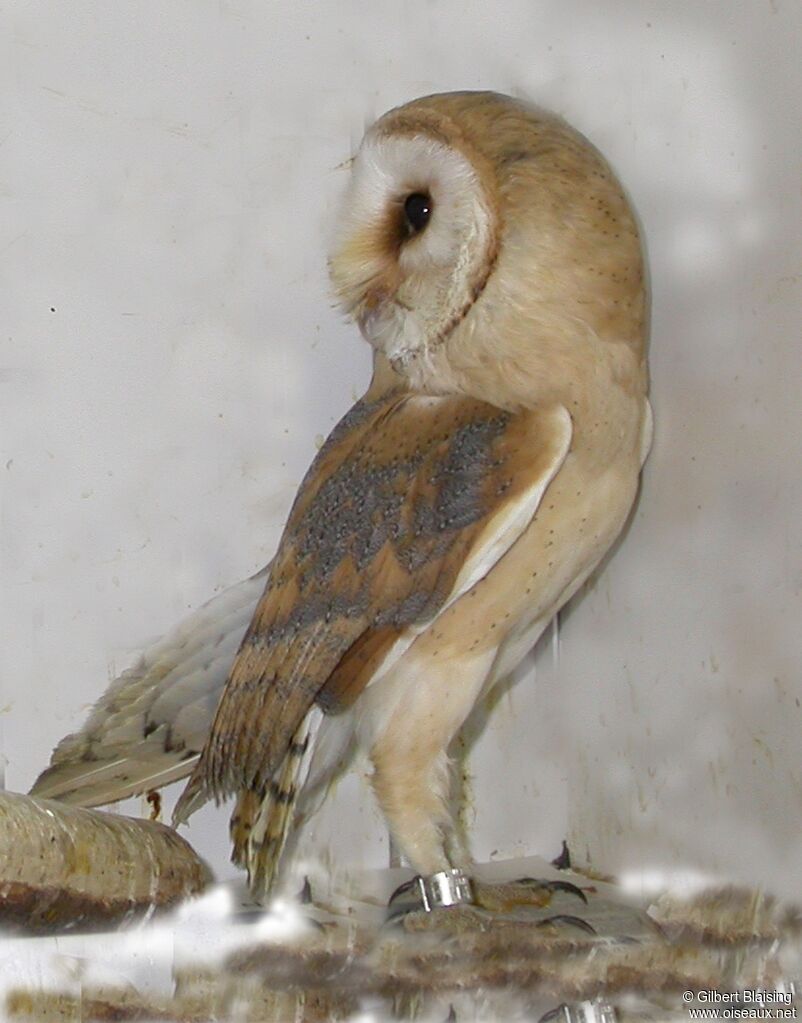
[[403, 192, 432, 236]]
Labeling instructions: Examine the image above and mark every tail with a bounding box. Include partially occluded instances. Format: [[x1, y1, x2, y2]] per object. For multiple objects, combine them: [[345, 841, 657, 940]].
[[229, 711, 318, 899], [35, 567, 267, 810]]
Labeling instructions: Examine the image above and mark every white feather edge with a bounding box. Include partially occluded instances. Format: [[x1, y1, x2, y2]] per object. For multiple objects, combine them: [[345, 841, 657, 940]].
[[640, 397, 654, 469]]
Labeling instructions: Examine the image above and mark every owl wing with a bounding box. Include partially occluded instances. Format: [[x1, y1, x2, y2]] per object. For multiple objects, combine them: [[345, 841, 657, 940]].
[[175, 390, 572, 820], [29, 568, 267, 807]]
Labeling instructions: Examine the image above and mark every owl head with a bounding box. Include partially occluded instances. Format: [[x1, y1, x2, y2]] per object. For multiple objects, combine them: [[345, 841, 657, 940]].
[[329, 91, 646, 409]]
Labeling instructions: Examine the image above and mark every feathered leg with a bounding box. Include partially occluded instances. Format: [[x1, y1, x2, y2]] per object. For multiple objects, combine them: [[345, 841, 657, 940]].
[[367, 649, 495, 877], [371, 744, 454, 877]]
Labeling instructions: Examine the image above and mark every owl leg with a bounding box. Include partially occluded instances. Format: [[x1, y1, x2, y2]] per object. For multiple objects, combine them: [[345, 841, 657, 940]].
[[367, 649, 495, 912], [367, 652, 593, 929], [371, 742, 454, 877]]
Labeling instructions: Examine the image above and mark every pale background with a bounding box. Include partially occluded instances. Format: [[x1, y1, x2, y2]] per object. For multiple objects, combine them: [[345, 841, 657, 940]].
[[2, 1, 800, 899]]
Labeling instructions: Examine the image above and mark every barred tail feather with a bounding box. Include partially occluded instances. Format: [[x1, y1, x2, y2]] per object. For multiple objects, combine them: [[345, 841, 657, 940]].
[[229, 788, 263, 870], [230, 710, 319, 899]]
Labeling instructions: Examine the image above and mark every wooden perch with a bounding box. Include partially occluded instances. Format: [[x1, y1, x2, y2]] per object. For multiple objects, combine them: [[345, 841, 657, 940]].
[[0, 789, 211, 933]]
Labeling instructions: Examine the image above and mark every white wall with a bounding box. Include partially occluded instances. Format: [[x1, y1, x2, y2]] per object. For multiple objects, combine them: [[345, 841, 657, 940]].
[[2, 2, 800, 898]]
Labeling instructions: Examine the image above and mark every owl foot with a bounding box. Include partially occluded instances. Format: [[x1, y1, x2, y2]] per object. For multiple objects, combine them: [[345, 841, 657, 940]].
[[466, 877, 595, 934], [470, 876, 587, 913]]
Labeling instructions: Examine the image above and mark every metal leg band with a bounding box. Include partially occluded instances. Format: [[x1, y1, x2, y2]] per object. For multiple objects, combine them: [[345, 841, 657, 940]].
[[414, 868, 475, 911]]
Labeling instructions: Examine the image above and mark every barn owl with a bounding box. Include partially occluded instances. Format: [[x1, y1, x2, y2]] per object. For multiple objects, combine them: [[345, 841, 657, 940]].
[[33, 91, 651, 908]]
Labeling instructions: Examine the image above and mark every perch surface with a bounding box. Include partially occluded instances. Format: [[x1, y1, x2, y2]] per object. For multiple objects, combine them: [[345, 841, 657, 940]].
[[2, 856, 798, 1021]]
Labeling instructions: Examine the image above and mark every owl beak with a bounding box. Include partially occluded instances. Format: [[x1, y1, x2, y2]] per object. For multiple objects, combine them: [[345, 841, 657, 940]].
[[356, 306, 383, 347], [352, 283, 391, 337]]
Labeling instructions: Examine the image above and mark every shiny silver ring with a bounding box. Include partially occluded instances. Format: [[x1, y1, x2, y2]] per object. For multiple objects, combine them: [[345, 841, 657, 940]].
[[414, 868, 475, 911]]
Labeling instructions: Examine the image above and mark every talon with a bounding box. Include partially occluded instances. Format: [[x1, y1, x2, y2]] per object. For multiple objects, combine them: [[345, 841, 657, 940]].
[[539, 1008, 569, 1023], [513, 877, 587, 904], [386, 876, 425, 922], [547, 880, 587, 904], [537, 913, 597, 935], [388, 876, 419, 905], [551, 840, 572, 870]]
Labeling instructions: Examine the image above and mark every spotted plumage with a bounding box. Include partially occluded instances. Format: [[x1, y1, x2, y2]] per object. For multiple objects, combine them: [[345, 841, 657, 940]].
[[175, 391, 572, 820]]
